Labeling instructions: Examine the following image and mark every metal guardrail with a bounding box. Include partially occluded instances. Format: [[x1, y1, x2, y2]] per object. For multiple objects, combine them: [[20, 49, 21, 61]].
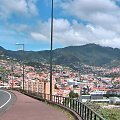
[[18, 89, 105, 120]]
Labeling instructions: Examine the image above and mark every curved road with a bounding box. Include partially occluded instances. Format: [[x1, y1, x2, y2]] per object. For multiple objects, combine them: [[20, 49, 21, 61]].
[[0, 89, 16, 116], [0, 90, 11, 108], [0, 91, 69, 120]]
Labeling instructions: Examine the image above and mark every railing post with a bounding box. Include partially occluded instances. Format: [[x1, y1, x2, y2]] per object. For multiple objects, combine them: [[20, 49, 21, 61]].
[[76, 101, 78, 113], [68, 98, 70, 108], [64, 98, 66, 106], [94, 114, 97, 120], [80, 102, 82, 117], [63, 97, 65, 106], [78, 102, 80, 115], [82, 104, 84, 119], [90, 111, 92, 120], [62, 97, 64, 105], [87, 108, 89, 120], [73, 99, 74, 110], [76, 101, 78, 112], [58, 96, 60, 104], [85, 106, 87, 120], [70, 99, 72, 109], [60, 96, 62, 104]]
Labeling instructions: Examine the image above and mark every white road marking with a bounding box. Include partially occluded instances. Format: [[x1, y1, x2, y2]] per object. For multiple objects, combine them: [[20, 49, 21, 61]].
[[0, 90, 12, 109]]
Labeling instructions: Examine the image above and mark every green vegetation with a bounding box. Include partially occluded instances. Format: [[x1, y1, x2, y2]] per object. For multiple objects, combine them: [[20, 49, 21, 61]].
[[0, 66, 5, 72], [85, 102, 101, 112], [103, 73, 120, 78], [86, 102, 120, 120], [47, 103, 75, 120], [69, 91, 79, 98], [14, 73, 21, 77], [1, 44, 120, 67], [100, 108, 120, 120]]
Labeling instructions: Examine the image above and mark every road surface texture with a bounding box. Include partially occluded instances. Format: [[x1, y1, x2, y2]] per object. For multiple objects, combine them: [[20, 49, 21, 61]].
[[0, 89, 16, 116], [0, 90, 10, 108], [0, 91, 70, 120]]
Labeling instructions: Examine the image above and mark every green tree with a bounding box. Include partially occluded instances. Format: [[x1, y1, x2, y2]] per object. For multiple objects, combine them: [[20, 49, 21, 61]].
[[69, 91, 79, 98]]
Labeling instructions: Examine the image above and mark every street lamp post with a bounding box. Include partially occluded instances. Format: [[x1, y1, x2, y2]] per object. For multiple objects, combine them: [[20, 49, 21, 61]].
[[50, 0, 54, 101], [16, 43, 25, 90]]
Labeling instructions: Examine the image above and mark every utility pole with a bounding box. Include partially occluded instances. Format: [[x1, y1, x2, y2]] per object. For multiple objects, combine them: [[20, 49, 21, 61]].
[[16, 43, 25, 90], [50, 0, 54, 101]]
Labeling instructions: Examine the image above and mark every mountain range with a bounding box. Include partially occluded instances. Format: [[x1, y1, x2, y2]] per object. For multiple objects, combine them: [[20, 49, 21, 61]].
[[0, 44, 120, 68]]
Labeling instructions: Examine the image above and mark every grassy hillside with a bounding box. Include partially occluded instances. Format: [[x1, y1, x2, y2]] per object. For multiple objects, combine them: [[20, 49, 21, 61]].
[[0, 44, 120, 68]]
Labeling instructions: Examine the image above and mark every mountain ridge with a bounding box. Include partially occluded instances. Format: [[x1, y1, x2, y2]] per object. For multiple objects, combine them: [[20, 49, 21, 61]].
[[0, 43, 120, 68]]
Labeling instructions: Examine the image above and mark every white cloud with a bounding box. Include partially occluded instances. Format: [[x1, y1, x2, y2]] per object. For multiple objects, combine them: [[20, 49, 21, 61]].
[[57, 1, 119, 29], [100, 38, 120, 48], [86, 25, 95, 32], [31, 32, 48, 41], [28, 18, 120, 48], [49, 0, 120, 48], [2, 16, 120, 49], [2, 0, 120, 49], [53, 19, 70, 32], [0, 0, 38, 19]]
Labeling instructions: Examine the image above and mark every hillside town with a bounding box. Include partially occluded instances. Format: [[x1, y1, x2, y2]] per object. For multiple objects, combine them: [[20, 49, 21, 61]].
[[0, 58, 120, 99]]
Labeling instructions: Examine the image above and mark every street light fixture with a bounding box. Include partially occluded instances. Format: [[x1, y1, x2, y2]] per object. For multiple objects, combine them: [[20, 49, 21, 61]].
[[50, 0, 54, 101], [16, 43, 25, 90]]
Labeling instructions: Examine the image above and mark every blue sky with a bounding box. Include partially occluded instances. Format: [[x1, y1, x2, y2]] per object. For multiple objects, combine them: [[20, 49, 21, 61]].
[[0, 0, 120, 51]]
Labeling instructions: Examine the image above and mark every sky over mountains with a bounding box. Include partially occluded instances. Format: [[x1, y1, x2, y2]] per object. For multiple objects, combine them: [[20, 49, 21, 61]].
[[0, 0, 120, 51]]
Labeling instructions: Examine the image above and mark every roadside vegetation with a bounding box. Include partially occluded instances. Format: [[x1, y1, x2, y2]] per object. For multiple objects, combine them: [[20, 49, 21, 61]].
[[86, 102, 120, 120], [47, 103, 76, 120], [100, 108, 120, 120]]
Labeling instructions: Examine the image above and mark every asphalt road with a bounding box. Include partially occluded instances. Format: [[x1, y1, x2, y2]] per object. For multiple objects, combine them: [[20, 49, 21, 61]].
[[0, 89, 16, 116], [0, 91, 69, 120]]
